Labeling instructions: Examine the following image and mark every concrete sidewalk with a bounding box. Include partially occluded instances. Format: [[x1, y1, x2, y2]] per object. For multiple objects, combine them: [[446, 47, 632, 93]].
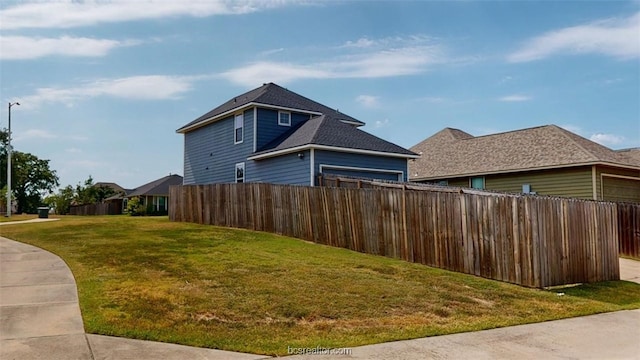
[[0, 236, 268, 360], [1, 234, 639, 359], [0, 218, 61, 226]]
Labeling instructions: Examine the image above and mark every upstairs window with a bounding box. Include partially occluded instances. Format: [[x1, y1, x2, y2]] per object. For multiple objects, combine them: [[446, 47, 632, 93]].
[[235, 162, 245, 183], [278, 111, 291, 126], [234, 114, 243, 144]]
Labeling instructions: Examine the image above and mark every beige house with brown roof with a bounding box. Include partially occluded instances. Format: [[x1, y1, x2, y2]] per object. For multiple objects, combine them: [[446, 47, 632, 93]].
[[409, 125, 640, 203]]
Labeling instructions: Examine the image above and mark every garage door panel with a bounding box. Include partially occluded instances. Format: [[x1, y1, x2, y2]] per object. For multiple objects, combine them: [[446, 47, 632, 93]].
[[602, 176, 640, 203]]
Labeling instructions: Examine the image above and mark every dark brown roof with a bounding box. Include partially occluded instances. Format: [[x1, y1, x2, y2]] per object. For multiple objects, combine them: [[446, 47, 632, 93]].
[[409, 125, 640, 180], [127, 174, 183, 197], [177, 83, 364, 133], [94, 182, 128, 194]]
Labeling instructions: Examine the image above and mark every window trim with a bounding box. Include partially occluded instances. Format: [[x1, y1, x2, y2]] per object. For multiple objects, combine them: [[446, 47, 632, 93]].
[[234, 113, 244, 144], [235, 162, 245, 183], [278, 111, 291, 126]]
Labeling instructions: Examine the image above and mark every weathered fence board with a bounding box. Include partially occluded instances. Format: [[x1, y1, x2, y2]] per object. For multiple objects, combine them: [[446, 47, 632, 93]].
[[169, 183, 625, 288], [618, 203, 640, 258], [69, 202, 121, 216]]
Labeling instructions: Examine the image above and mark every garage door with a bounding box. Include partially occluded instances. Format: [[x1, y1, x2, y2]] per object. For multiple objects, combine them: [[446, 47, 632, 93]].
[[602, 175, 640, 203], [321, 166, 402, 182]]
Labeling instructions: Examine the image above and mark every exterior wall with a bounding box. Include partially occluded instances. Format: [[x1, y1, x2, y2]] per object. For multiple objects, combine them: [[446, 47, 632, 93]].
[[484, 167, 593, 198], [418, 166, 594, 199], [250, 150, 311, 185], [314, 150, 408, 183], [256, 108, 311, 150], [183, 105, 410, 186], [184, 109, 254, 184], [596, 165, 640, 202]]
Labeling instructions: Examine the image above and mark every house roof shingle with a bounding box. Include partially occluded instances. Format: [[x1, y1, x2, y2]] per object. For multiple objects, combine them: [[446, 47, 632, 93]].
[[252, 115, 417, 158], [93, 182, 128, 194], [177, 83, 364, 133], [127, 174, 184, 197], [409, 125, 640, 180]]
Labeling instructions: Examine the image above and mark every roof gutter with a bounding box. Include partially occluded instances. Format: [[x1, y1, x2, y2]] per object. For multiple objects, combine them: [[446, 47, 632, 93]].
[[248, 144, 419, 161], [410, 161, 640, 181]]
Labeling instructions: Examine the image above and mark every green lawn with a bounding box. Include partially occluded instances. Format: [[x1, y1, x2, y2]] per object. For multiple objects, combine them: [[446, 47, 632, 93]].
[[0, 214, 38, 222], [2, 216, 639, 356]]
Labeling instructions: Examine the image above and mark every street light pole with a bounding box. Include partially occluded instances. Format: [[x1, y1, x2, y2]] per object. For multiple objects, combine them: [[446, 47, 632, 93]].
[[6, 102, 19, 217]]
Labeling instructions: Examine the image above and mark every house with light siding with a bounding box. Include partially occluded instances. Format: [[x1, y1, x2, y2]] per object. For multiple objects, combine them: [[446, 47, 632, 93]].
[[177, 83, 418, 186], [409, 125, 640, 203]]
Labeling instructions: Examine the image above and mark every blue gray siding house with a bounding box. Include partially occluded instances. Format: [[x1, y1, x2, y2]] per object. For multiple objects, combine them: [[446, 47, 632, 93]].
[[177, 83, 418, 186]]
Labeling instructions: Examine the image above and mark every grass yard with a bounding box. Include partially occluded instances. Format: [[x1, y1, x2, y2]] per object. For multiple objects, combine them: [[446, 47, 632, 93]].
[[0, 214, 38, 222], [2, 216, 639, 356]]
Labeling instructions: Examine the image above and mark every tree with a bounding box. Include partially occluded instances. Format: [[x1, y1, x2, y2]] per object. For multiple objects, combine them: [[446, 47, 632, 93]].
[[1, 128, 59, 213], [44, 185, 74, 215], [11, 152, 59, 213], [74, 176, 117, 205]]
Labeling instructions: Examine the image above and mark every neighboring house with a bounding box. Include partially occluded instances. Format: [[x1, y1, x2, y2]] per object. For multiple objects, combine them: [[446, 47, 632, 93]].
[[176, 83, 418, 186], [409, 125, 640, 203], [125, 174, 184, 213], [94, 182, 128, 195]]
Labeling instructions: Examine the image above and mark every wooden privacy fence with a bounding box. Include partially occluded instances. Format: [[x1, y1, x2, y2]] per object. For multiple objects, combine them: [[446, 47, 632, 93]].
[[324, 175, 640, 260], [69, 202, 122, 216], [618, 203, 640, 258], [169, 183, 620, 288]]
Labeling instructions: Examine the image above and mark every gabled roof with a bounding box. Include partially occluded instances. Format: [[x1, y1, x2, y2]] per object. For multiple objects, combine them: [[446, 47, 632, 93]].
[[127, 174, 184, 197], [177, 83, 364, 133], [249, 115, 417, 160], [409, 125, 640, 180], [94, 182, 129, 194]]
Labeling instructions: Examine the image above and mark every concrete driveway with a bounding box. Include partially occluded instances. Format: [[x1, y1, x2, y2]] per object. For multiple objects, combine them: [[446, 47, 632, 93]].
[[1, 230, 639, 360]]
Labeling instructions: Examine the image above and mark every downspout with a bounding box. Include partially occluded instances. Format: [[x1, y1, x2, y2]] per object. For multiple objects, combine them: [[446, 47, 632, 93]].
[[310, 148, 315, 186], [591, 165, 597, 200]]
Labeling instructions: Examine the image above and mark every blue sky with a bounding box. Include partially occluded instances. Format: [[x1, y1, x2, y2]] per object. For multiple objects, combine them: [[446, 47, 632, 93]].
[[1, 0, 639, 190]]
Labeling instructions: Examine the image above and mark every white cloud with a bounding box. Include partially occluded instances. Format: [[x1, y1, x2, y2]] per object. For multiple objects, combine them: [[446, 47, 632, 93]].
[[356, 95, 379, 108], [560, 124, 627, 147], [498, 95, 532, 102], [508, 12, 640, 62], [259, 48, 285, 57], [1, 36, 140, 60], [13, 129, 58, 142], [221, 36, 444, 86], [0, 0, 303, 30], [18, 75, 199, 109], [341, 37, 376, 48], [65, 148, 83, 154], [590, 133, 625, 146], [374, 119, 390, 128]]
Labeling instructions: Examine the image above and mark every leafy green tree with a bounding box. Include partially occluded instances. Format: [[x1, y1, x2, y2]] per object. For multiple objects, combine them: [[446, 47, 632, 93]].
[[73, 176, 117, 205], [10, 151, 59, 213], [44, 185, 74, 215], [1, 129, 59, 213]]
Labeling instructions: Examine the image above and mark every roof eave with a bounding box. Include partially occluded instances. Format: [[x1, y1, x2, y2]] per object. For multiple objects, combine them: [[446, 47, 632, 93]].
[[176, 102, 327, 134], [410, 161, 640, 181], [248, 144, 419, 161]]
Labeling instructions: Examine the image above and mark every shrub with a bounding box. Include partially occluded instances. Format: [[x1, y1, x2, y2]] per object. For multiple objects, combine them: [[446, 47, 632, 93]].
[[126, 197, 145, 216]]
